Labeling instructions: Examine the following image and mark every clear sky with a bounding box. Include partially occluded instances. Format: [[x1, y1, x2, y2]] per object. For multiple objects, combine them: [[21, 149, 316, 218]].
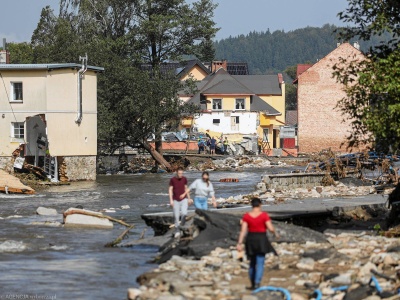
[[0, 0, 349, 43]]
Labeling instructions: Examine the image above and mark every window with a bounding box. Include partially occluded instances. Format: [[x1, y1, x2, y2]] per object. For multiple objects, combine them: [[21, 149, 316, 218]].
[[235, 98, 245, 110], [212, 119, 220, 126], [11, 122, 25, 140], [212, 99, 222, 110], [263, 129, 269, 141], [11, 82, 23, 102]]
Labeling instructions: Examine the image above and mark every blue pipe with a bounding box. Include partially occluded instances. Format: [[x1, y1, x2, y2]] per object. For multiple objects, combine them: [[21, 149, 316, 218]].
[[253, 286, 291, 300], [332, 286, 349, 292], [370, 276, 383, 294], [313, 289, 322, 300]]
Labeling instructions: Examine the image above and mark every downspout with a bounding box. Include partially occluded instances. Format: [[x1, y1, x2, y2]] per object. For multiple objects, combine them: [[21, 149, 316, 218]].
[[76, 54, 88, 124]]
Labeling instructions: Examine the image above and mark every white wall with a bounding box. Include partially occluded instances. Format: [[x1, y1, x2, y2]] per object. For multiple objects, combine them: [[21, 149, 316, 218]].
[[194, 112, 258, 135]]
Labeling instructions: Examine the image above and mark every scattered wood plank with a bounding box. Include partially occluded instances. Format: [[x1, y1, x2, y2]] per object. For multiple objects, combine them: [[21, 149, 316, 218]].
[[105, 225, 135, 247], [0, 170, 35, 194]]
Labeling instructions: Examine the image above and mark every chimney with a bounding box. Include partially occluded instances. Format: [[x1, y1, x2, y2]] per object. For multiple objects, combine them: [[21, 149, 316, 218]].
[[0, 38, 10, 64], [278, 73, 284, 84], [211, 59, 227, 73], [353, 41, 360, 50]]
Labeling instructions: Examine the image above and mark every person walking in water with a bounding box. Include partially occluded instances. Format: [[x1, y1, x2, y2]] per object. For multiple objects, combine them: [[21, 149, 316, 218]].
[[183, 171, 217, 210], [237, 198, 279, 290], [169, 167, 190, 238]]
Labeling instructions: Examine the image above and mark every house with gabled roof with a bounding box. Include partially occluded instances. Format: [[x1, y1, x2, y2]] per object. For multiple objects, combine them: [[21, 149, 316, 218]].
[[140, 59, 211, 82], [0, 62, 103, 181], [295, 43, 365, 153], [182, 67, 286, 149]]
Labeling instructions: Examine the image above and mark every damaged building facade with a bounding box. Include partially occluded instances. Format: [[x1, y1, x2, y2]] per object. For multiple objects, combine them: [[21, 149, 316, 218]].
[[0, 63, 103, 181], [183, 66, 286, 151], [295, 43, 365, 153]]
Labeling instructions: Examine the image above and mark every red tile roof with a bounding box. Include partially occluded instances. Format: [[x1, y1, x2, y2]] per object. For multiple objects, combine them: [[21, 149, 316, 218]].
[[296, 64, 313, 78]]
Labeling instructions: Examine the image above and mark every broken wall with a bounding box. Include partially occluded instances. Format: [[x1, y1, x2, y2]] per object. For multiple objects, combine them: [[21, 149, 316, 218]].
[[60, 156, 96, 181]]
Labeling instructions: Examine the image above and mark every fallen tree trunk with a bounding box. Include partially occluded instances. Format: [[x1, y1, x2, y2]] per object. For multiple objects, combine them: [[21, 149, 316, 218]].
[[63, 209, 132, 227], [105, 225, 135, 247], [142, 140, 172, 172]]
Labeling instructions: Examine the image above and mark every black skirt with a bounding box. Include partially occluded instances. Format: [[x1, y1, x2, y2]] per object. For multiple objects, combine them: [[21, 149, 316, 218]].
[[245, 232, 277, 257]]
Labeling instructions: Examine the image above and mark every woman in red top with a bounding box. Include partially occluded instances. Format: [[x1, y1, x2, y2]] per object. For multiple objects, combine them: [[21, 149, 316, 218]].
[[237, 198, 279, 289]]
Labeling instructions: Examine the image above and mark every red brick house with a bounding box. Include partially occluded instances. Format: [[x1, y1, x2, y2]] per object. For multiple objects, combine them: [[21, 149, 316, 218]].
[[295, 43, 365, 153]]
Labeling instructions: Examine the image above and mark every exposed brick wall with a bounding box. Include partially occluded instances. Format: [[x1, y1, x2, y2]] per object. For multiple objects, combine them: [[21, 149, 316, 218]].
[[297, 43, 365, 153]]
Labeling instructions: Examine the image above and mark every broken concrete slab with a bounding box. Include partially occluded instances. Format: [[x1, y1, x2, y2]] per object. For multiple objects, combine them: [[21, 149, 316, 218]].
[[63, 208, 113, 228]]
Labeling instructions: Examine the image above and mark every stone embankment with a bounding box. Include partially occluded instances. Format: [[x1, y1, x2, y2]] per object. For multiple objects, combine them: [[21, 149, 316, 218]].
[[187, 156, 276, 172], [129, 210, 400, 300], [98, 154, 279, 174]]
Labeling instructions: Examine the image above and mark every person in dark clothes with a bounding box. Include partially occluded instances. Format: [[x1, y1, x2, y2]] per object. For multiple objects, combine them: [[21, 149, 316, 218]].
[[198, 138, 205, 154], [210, 136, 217, 155], [237, 198, 279, 289], [169, 167, 190, 238]]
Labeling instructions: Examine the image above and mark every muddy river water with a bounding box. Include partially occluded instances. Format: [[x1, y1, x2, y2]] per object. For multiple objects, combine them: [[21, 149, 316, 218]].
[[0, 169, 291, 299]]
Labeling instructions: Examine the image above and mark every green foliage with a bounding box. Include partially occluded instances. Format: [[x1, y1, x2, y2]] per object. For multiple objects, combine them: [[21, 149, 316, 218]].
[[284, 65, 297, 82], [337, 0, 400, 54], [30, 1, 218, 156], [333, 0, 400, 152], [7, 43, 34, 64], [285, 84, 297, 111], [214, 24, 392, 75]]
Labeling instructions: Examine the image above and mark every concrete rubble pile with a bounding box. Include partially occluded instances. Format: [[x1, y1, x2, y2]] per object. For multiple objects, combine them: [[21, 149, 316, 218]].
[[212, 179, 394, 208], [188, 156, 277, 172], [129, 223, 400, 300]]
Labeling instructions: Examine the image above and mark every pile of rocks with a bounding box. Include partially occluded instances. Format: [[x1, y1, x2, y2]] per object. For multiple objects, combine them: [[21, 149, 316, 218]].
[[129, 232, 400, 300], [257, 182, 383, 201], [211, 181, 394, 208], [188, 156, 277, 172]]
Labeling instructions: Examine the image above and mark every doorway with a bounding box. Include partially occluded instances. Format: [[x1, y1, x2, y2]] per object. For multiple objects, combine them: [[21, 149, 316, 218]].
[[230, 116, 239, 131]]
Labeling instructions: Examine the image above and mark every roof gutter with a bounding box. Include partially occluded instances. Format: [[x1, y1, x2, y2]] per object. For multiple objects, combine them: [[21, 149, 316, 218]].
[[76, 54, 88, 124]]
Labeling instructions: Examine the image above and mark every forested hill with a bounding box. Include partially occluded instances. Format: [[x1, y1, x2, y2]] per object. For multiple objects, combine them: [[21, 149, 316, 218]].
[[214, 24, 388, 75]]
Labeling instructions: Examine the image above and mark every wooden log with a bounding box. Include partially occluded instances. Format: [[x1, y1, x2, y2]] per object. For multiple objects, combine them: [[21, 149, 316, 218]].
[[139, 228, 147, 240], [0, 187, 35, 195], [63, 209, 133, 227], [142, 140, 172, 172], [105, 225, 135, 247]]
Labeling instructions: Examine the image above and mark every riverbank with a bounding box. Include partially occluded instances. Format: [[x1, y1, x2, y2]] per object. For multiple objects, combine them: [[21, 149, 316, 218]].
[[97, 154, 300, 174], [129, 206, 400, 300], [130, 231, 400, 300]]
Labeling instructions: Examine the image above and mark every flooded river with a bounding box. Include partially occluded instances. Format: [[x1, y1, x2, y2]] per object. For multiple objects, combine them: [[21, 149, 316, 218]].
[[0, 169, 289, 299]]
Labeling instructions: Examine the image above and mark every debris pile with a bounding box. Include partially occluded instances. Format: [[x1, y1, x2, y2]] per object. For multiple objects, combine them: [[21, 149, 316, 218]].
[[188, 156, 274, 172], [130, 224, 400, 300], [0, 169, 35, 194]]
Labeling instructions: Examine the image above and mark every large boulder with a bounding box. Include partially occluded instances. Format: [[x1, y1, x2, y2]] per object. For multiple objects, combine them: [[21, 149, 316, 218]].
[[36, 207, 58, 216]]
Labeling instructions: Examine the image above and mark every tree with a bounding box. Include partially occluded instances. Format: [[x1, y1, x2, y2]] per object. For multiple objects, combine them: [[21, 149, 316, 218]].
[[333, 0, 400, 152], [31, 1, 218, 170], [213, 23, 392, 75], [7, 43, 34, 64]]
